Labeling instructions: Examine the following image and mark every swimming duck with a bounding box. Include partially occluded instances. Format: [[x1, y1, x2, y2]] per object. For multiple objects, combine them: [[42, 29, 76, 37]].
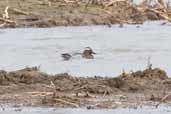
[[61, 53, 72, 61], [82, 47, 96, 59]]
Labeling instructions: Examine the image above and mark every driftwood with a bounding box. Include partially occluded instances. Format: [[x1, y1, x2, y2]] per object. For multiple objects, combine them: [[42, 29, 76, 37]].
[[9, 7, 42, 17], [63, 0, 78, 3], [62, 0, 80, 6], [155, 93, 171, 107], [104, 0, 128, 8], [0, 23, 6, 28], [0, 17, 16, 24], [2, 6, 10, 19], [9, 8, 31, 15], [55, 98, 79, 107], [147, 8, 171, 21], [36, 0, 52, 6]]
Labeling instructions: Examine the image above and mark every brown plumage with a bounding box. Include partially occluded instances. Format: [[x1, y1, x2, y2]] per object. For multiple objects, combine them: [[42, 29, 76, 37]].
[[82, 47, 96, 59]]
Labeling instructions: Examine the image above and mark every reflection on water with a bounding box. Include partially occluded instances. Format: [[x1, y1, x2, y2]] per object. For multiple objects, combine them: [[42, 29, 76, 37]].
[[0, 21, 171, 76]]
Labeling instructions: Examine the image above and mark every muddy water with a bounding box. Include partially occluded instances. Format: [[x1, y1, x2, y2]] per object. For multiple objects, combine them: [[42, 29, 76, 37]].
[[0, 105, 171, 114], [0, 21, 171, 76]]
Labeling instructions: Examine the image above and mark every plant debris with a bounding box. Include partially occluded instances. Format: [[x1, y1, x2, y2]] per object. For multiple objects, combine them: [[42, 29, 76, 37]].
[[0, 66, 171, 108], [0, 0, 171, 28]]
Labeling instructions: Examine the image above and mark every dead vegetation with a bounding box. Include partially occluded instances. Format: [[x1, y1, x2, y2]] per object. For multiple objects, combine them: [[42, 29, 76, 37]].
[[0, 0, 171, 28], [0, 66, 171, 108]]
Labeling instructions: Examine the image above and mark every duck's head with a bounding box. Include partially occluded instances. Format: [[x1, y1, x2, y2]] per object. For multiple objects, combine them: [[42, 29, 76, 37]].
[[84, 47, 96, 54], [61, 53, 72, 61]]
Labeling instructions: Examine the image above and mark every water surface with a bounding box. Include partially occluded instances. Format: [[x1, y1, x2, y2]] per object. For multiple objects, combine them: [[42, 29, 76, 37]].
[[0, 105, 171, 114], [0, 21, 171, 76]]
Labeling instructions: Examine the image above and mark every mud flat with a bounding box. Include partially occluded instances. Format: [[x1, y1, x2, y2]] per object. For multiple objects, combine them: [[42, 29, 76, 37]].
[[0, 0, 171, 28], [0, 66, 171, 109]]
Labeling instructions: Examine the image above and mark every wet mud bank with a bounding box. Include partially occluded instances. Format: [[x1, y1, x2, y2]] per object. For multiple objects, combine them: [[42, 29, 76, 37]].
[[0, 0, 171, 28], [0, 66, 171, 109]]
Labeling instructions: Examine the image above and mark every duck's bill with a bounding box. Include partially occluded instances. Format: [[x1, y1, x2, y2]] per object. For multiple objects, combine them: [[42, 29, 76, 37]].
[[92, 52, 96, 54]]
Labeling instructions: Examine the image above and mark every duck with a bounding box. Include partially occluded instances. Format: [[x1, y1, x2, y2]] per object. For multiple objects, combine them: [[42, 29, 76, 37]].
[[82, 47, 96, 59], [61, 53, 72, 61]]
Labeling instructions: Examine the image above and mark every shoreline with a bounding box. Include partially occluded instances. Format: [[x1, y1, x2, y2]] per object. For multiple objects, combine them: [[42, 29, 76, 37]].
[[0, 0, 171, 28], [0, 66, 171, 109]]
